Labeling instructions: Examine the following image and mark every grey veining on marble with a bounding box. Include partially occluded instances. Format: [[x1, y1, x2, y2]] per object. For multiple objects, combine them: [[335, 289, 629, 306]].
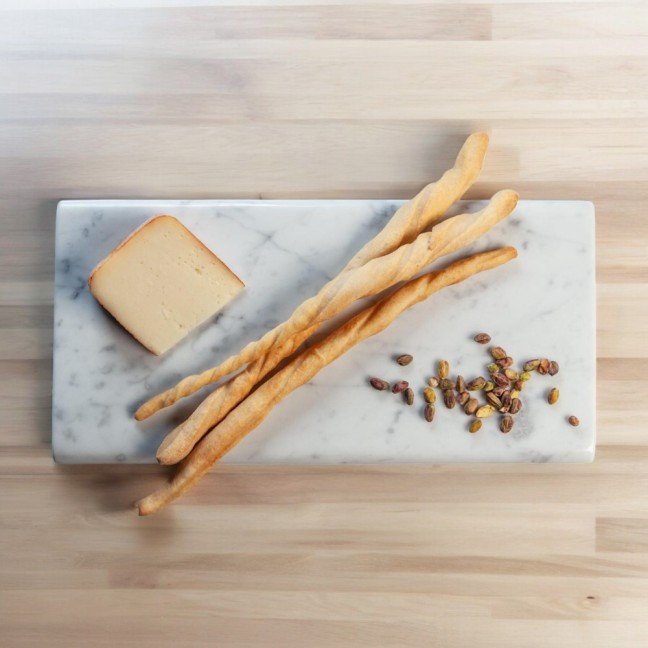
[[53, 199, 596, 464]]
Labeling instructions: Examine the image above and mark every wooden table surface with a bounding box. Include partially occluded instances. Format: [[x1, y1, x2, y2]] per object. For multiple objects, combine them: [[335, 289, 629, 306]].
[[2, 2, 648, 646]]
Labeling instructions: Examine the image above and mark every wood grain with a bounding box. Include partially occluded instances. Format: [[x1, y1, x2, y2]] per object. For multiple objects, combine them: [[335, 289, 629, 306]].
[[1, 1, 647, 646]]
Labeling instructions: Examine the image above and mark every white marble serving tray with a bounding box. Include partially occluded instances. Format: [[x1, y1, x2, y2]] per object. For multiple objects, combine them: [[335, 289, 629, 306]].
[[53, 199, 596, 464]]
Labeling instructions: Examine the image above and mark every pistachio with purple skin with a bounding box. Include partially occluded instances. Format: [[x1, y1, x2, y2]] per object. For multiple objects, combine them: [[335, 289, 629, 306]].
[[497, 357, 514, 369], [443, 390, 456, 409], [485, 392, 503, 409], [464, 398, 479, 415], [467, 377, 486, 391], [474, 333, 491, 344], [439, 378, 455, 391], [492, 372, 510, 388], [500, 414, 514, 433], [392, 380, 409, 394], [490, 346, 507, 360], [369, 377, 390, 391]]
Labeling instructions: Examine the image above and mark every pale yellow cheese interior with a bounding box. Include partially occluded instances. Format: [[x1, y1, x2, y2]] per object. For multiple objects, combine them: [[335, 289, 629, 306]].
[[89, 215, 244, 355]]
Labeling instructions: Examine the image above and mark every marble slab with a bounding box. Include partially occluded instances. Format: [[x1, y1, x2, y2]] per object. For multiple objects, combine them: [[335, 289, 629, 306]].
[[53, 199, 596, 464]]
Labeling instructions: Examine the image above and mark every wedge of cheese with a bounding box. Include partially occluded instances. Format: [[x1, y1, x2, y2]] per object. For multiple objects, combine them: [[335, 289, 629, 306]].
[[88, 215, 244, 355]]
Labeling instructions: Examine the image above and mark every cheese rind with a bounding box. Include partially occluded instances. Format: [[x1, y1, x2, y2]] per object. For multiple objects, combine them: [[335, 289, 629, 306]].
[[88, 215, 244, 355]]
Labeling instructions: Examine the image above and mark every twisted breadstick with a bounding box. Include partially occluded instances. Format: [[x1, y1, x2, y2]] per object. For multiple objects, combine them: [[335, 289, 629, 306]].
[[342, 132, 488, 271], [136, 189, 517, 421], [137, 246, 518, 515]]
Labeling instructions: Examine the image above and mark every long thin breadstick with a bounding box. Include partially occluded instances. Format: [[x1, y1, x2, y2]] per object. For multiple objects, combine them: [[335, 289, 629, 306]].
[[137, 247, 518, 515], [136, 189, 518, 421], [342, 132, 488, 271]]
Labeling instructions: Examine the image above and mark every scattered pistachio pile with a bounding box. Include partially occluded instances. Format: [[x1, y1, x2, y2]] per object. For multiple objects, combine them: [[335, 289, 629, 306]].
[[368, 333, 580, 434]]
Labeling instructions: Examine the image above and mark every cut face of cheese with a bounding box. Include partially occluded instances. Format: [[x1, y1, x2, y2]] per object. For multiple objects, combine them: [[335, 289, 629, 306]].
[[88, 215, 244, 355]]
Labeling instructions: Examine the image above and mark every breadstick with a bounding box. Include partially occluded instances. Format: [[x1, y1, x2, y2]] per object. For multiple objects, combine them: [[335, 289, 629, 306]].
[[137, 247, 517, 515], [342, 132, 489, 271], [136, 189, 518, 421]]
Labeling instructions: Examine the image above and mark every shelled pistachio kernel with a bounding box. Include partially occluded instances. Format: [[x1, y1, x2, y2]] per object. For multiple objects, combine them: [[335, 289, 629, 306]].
[[548, 360, 559, 376], [487, 363, 499, 374], [443, 390, 456, 409], [467, 377, 486, 391], [404, 387, 414, 405], [457, 391, 470, 406], [476, 404, 496, 418], [392, 380, 409, 394], [520, 371, 531, 382], [523, 359, 541, 372], [469, 419, 482, 433], [492, 372, 509, 388], [424, 405, 435, 422], [423, 387, 436, 404], [490, 346, 507, 360], [456, 375, 466, 392], [439, 378, 454, 391], [504, 369, 518, 381], [510, 389, 520, 400], [428, 376, 439, 388], [500, 414, 514, 433], [548, 387, 559, 405], [438, 360, 449, 379], [486, 392, 502, 409], [369, 377, 390, 391], [474, 333, 491, 344], [464, 398, 479, 415], [568, 415, 580, 427], [396, 354, 413, 366], [484, 381, 495, 392]]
